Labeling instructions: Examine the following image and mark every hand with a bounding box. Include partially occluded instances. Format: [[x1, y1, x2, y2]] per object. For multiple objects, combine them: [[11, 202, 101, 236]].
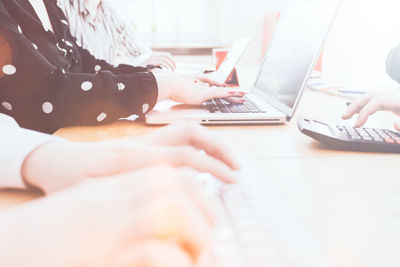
[[22, 122, 241, 194], [191, 73, 227, 87], [109, 122, 241, 184], [143, 52, 177, 71], [0, 166, 215, 266], [132, 121, 241, 170], [342, 92, 400, 129], [154, 72, 245, 105]]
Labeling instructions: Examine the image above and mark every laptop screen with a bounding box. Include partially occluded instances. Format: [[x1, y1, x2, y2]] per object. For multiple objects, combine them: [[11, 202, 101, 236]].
[[255, 0, 339, 113]]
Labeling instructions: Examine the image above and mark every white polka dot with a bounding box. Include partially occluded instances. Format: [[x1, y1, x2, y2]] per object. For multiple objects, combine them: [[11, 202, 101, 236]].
[[61, 19, 69, 26], [122, 114, 139, 121], [42, 102, 53, 114], [2, 102, 12, 111], [65, 40, 73, 47], [117, 83, 125, 91], [81, 81, 93, 91], [2, 65, 16, 75], [61, 69, 66, 74], [97, 112, 107, 122], [94, 65, 101, 72], [32, 43, 38, 50], [17, 25, 22, 34], [142, 103, 150, 113]]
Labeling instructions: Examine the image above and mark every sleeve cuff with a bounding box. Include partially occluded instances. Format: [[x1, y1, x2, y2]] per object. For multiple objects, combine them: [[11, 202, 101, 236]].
[[0, 126, 64, 190]]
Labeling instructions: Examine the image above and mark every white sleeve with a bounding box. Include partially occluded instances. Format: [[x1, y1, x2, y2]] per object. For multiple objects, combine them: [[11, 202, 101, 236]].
[[0, 114, 63, 189], [386, 44, 400, 83]]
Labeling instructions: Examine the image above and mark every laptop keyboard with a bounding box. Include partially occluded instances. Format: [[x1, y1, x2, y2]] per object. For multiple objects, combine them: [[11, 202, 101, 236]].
[[203, 97, 267, 114], [197, 174, 283, 267], [196, 164, 334, 267]]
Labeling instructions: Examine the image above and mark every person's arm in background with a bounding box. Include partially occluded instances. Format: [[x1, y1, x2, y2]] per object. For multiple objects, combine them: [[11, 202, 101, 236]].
[[125, 51, 177, 71], [0, 11, 240, 134], [104, 1, 177, 70]]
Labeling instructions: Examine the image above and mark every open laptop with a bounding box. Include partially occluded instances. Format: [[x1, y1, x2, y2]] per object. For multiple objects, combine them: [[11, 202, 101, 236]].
[[146, 0, 341, 125]]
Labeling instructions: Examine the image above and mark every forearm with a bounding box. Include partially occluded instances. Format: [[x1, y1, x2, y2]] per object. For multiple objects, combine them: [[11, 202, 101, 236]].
[[21, 140, 135, 194]]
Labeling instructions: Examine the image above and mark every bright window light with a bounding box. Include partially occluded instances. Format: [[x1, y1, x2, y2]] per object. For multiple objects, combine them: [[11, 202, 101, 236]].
[[109, 0, 205, 34]]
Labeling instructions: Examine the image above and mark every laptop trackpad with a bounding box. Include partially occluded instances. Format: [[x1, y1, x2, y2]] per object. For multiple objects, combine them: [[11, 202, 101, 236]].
[[150, 100, 211, 116]]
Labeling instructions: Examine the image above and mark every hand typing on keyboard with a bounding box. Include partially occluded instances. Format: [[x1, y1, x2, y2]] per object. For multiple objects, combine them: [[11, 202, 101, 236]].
[[204, 97, 266, 114], [342, 92, 400, 130]]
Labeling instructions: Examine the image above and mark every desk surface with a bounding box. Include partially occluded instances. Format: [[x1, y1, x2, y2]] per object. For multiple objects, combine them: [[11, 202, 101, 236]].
[[1, 66, 400, 267]]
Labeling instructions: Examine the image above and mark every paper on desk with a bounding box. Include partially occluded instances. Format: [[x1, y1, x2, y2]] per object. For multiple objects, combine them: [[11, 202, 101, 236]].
[[307, 79, 369, 100]]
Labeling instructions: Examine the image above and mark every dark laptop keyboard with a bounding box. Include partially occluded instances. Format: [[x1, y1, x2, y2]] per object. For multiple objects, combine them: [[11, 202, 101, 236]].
[[203, 97, 266, 113], [338, 126, 400, 143]]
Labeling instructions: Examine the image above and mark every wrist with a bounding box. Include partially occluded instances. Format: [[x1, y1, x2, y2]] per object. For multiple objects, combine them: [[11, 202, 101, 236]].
[[21, 141, 77, 194], [154, 73, 177, 102]]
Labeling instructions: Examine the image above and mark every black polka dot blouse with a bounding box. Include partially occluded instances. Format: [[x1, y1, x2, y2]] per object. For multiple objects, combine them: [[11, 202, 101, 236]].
[[0, 0, 158, 134]]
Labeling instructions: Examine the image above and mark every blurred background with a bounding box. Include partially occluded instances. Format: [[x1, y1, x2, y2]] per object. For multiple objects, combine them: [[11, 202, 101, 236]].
[[110, 0, 400, 90]]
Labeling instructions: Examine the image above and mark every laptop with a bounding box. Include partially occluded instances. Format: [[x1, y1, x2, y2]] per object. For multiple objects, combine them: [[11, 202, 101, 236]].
[[146, 0, 341, 125]]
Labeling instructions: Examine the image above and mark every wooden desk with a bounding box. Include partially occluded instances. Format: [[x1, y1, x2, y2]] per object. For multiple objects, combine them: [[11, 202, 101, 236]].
[[1, 74, 400, 266]]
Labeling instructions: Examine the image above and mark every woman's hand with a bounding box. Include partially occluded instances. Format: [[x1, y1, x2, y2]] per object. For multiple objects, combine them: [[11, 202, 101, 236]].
[[143, 52, 177, 71], [342, 92, 400, 129], [128, 121, 241, 171], [0, 166, 215, 266], [154, 72, 245, 105], [187, 73, 228, 87], [22, 122, 241, 194]]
